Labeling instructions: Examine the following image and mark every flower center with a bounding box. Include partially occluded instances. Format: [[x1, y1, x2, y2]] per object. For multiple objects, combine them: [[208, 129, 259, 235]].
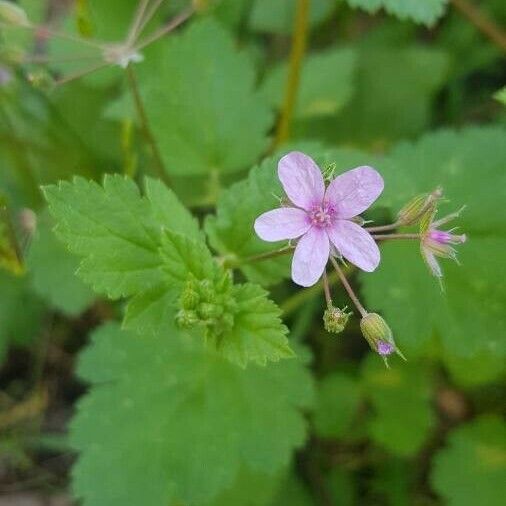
[[308, 203, 336, 228]]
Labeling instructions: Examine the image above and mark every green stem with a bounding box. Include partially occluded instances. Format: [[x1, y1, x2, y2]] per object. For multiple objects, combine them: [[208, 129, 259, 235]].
[[365, 221, 401, 233], [273, 0, 310, 148], [126, 64, 171, 187], [372, 233, 420, 240], [330, 257, 367, 317], [223, 245, 293, 269], [322, 269, 332, 307]]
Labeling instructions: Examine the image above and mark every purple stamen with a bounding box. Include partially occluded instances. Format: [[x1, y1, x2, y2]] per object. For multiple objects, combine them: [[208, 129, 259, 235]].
[[377, 341, 394, 356]]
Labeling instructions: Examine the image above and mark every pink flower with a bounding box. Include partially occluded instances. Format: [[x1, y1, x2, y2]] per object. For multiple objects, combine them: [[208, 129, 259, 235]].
[[420, 207, 467, 279], [254, 152, 384, 287]]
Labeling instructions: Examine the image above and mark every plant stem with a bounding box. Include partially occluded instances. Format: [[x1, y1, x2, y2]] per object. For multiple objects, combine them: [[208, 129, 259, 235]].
[[450, 0, 506, 52], [365, 221, 401, 233], [322, 269, 332, 307], [224, 245, 293, 268], [126, 64, 171, 186], [330, 257, 367, 317], [273, 0, 310, 148], [372, 233, 420, 240]]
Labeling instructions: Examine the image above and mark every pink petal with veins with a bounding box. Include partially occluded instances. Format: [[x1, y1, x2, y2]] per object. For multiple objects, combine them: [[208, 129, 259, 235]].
[[278, 152, 325, 211], [291, 227, 329, 287], [254, 207, 310, 242], [325, 166, 384, 219], [327, 220, 380, 272]]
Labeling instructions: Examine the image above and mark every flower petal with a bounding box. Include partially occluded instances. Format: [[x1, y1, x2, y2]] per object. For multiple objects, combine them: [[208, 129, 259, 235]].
[[328, 220, 380, 272], [278, 152, 325, 210], [292, 227, 329, 287], [254, 207, 310, 242], [325, 166, 384, 218]]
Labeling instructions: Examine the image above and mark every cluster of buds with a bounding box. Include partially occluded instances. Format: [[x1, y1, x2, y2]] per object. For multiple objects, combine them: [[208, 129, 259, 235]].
[[323, 305, 351, 334], [176, 273, 238, 345]]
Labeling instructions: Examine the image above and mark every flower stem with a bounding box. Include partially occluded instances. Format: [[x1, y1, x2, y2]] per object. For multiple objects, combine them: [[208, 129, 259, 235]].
[[330, 257, 367, 318], [450, 0, 506, 52], [126, 64, 171, 187], [372, 233, 420, 240], [322, 270, 332, 307], [365, 221, 401, 233], [224, 245, 293, 268], [273, 0, 310, 148]]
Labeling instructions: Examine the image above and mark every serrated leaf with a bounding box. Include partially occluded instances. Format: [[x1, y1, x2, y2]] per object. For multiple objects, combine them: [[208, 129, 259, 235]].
[[71, 322, 313, 506], [27, 211, 95, 316], [361, 127, 506, 360], [361, 356, 435, 456], [250, 0, 335, 34], [141, 19, 273, 176], [261, 47, 357, 118], [313, 373, 361, 439], [431, 416, 506, 506], [346, 0, 448, 26]]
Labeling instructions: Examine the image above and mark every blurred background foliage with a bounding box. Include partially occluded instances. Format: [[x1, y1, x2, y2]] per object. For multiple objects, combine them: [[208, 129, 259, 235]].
[[0, 0, 505, 505]]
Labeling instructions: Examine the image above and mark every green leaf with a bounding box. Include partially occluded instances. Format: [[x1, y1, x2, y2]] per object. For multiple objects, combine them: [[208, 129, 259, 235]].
[[345, 0, 448, 26], [142, 19, 273, 176], [361, 127, 506, 360], [71, 322, 313, 506], [250, 0, 335, 34], [0, 271, 44, 362], [361, 356, 435, 457], [261, 48, 357, 118], [313, 373, 361, 439], [27, 211, 95, 316], [431, 416, 506, 506]]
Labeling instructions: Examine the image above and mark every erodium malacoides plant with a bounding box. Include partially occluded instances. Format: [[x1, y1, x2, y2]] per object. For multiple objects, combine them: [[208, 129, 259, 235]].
[[255, 152, 466, 367]]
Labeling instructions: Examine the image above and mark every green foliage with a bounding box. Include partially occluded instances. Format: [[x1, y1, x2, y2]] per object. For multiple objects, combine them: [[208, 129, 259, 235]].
[[71, 322, 313, 506], [345, 0, 448, 26], [261, 48, 357, 118], [27, 211, 95, 315], [141, 19, 273, 176], [250, 0, 335, 34], [431, 416, 506, 506], [361, 356, 435, 456], [313, 372, 361, 438], [362, 127, 506, 360]]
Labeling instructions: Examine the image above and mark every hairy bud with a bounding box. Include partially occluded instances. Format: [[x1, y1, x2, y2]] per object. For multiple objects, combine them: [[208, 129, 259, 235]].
[[397, 186, 443, 226], [323, 305, 351, 334], [360, 313, 405, 367], [0, 1, 29, 26]]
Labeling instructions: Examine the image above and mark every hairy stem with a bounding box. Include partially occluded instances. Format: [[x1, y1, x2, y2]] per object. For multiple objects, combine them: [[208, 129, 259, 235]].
[[372, 233, 420, 240], [450, 0, 506, 52], [322, 270, 332, 307], [330, 257, 367, 318], [224, 245, 294, 268], [365, 221, 401, 233], [273, 0, 310, 147], [126, 65, 171, 186]]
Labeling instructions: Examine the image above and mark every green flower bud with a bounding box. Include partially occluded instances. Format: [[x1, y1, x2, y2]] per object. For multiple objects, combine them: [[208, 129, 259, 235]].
[[175, 309, 199, 329], [360, 313, 405, 367], [323, 305, 351, 334], [0, 1, 29, 26], [397, 187, 443, 226], [198, 302, 223, 320]]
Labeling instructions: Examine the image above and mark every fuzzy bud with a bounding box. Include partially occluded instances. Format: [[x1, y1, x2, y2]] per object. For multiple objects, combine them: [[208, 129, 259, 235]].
[[0, 1, 29, 26], [175, 309, 199, 329], [397, 187, 443, 226], [323, 305, 351, 334], [360, 313, 405, 366]]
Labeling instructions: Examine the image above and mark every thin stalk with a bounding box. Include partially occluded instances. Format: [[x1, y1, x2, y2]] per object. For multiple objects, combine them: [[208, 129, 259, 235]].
[[125, 64, 171, 186], [55, 61, 110, 85], [322, 270, 332, 307], [224, 245, 293, 268], [450, 0, 506, 52], [330, 257, 367, 318], [372, 233, 420, 240], [136, 0, 167, 38], [365, 221, 401, 233], [135, 7, 194, 51], [273, 0, 310, 147], [126, 0, 151, 46]]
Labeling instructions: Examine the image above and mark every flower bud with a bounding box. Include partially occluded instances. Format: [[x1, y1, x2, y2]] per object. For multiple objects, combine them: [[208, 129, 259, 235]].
[[175, 309, 199, 329], [397, 186, 443, 226], [323, 305, 351, 334], [360, 313, 405, 366], [0, 1, 29, 26]]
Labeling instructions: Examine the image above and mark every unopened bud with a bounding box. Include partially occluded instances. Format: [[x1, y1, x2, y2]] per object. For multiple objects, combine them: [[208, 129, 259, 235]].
[[0, 1, 29, 26], [323, 305, 351, 334], [175, 309, 199, 329], [26, 69, 55, 90], [198, 302, 223, 320], [397, 186, 443, 226], [360, 313, 405, 367]]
